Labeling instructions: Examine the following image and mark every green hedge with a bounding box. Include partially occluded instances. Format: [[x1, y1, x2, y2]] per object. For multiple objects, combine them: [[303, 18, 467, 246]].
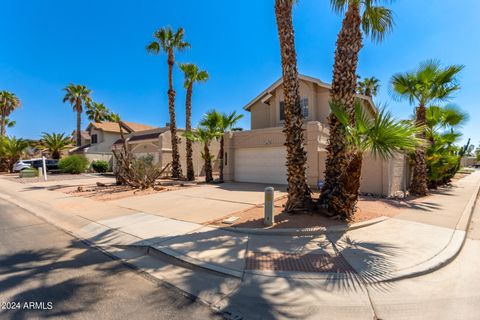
[[59, 155, 89, 174], [91, 160, 109, 173]]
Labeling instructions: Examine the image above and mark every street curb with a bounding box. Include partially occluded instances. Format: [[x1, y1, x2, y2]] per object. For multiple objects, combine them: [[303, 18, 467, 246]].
[[216, 216, 389, 236], [378, 178, 480, 283], [147, 246, 244, 279]]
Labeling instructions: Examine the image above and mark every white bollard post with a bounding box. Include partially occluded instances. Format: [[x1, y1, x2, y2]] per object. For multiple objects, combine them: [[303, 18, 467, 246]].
[[42, 156, 48, 181], [264, 187, 274, 226]]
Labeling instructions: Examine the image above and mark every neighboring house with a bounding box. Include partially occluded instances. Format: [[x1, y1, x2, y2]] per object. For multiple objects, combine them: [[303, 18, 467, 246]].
[[461, 156, 477, 167], [71, 121, 156, 166], [222, 74, 410, 197], [71, 130, 91, 147], [113, 127, 221, 177]]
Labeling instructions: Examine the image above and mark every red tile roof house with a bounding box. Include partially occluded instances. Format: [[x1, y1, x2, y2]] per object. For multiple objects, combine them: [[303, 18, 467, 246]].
[[70, 121, 156, 167], [222, 75, 411, 197], [111, 127, 221, 178]]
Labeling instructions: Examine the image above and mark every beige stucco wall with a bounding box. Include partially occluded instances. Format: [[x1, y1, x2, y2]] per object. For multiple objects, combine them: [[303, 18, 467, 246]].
[[249, 79, 375, 130], [130, 130, 220, 177], [461, 157, 477, 167], [224, 121, 410, 197], [88, 128, 120, 153]]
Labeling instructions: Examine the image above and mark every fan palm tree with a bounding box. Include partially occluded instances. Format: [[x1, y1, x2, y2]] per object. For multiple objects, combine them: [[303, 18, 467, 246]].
[[184, 125, 221, 183], [274, 0, 312, 213], [179, 63, 209, 181], [322, 0, 394, 217], [200, 110, 244, 182], [329, 101, 420, 219], [391, 60, 464, 195], [147, 26, 191, 179], [0, 136, 30, 172], [425, 104, 468, 145], [62, 84, 92, 147], [39, 132, 73, 159], [357, 76, 380, 97], [86, 102, 111, 123], [0, 91, 21, 137]]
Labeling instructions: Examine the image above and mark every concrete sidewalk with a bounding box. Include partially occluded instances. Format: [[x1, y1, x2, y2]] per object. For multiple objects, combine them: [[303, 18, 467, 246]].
[[0, 171, 479, 317]]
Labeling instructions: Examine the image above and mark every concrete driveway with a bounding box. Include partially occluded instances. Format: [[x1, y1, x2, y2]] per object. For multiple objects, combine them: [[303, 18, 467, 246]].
[[109, 182, 287, 224]]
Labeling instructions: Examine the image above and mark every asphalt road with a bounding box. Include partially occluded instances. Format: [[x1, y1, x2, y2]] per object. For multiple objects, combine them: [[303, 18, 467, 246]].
[[0, 200, 221, 320]]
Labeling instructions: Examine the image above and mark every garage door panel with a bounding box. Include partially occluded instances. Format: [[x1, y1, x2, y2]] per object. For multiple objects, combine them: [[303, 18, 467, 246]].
[[234, 147, 287, 185]]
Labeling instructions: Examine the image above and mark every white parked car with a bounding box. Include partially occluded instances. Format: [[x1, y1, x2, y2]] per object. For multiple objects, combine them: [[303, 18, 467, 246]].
[[13, 160, 32, 172]]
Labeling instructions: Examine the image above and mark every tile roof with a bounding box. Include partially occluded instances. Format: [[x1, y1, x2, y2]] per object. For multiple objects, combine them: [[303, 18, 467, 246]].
[[129, 132, 161, 142], [89, 121, 157, 133]]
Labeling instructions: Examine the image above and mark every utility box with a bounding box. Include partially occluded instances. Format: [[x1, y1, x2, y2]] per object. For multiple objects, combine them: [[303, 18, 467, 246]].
[[264, 187, 274, 226]]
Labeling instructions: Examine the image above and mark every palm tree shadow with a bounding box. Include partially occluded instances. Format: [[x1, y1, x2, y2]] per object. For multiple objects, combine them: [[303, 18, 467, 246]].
[[113, 225, 402, 319]]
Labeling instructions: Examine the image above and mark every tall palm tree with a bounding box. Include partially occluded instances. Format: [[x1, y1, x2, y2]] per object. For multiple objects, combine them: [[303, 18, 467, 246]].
[[200, 110, 244, 182], [0, 136, 30, 172], [86, 102, 110, 123], [179, 63, 209, 181], [0, 91, 21, 137], [146, 26, 191, 179], [274, 0, 312, 213], [391, 60, 464, 195], [62, 84, 92, 147], [357, 76, 380, 97], [329, 101, 420, 219], [322, 0, 394, 218], [39, 132, 73, 159]]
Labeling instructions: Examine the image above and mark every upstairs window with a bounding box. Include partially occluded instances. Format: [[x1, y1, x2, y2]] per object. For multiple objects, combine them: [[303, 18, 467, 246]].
[[301, 98, 309, 118], [91, 134, 98, 144], [279, 101, 285, 121], [279, 98, 309, 121]]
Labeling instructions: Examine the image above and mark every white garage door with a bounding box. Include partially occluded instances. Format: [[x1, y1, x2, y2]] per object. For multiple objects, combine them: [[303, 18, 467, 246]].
[[234, 147, 287, 185]]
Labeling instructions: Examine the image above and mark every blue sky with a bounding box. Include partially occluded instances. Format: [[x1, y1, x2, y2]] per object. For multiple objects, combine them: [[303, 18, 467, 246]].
[[1, 0, 479, 147]]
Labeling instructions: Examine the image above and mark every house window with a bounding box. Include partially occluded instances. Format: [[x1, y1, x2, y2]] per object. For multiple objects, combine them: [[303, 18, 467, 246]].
[[91, 134, 98, 144], [279, 101, 285, 121], [301, 98, 309, 118], [279, 98, 309, 120]]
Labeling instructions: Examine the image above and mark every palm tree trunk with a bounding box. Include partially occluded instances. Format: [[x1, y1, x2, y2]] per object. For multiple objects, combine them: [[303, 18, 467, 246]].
[[274, 0, 312, 213], [204, 142, 213, 182], [321, 2, 362, 219], [410, 104, 428, 195], [76, 109, 82, 147], [167, 50, 183, 179], [185, 83, 194, 181], [0, 114, 6, 137], [328, 152, 363, 220], [219, 135, 225, 182]]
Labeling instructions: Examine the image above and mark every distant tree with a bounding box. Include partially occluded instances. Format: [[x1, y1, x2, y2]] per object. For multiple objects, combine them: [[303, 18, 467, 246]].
[[0, 91, 21, 137], [0, 136, 30, 172], [63, 84, 92, 147], [357, 76, 380, 97], [39, 132, 73, 159], [86, 102, 111, 123]]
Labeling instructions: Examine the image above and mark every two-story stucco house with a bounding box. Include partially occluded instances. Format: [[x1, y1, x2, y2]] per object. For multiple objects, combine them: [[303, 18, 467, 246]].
[[222, 74, 410, 197], [112, 127, 221, 177], [71, 121, 156, 166]]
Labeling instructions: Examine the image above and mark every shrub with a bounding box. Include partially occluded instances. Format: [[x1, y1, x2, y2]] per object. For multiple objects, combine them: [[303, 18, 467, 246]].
[[59, 155, 89, 174], [91, 160, 109, 173], [20, 168, 38, 178]]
